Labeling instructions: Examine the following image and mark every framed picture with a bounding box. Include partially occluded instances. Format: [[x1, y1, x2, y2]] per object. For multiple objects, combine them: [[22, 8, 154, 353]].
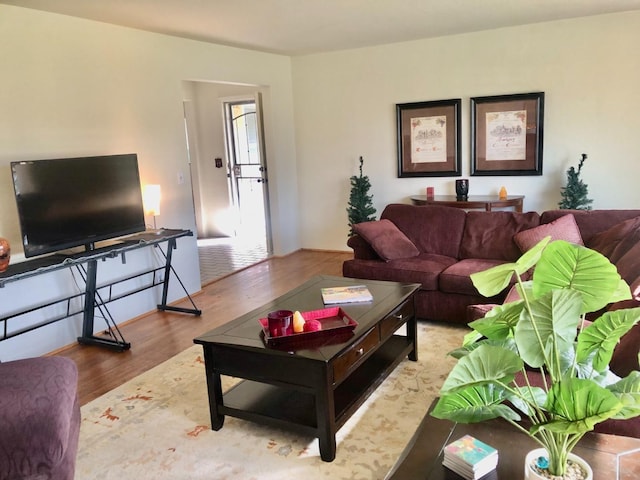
[[396, 98, 461, 177], [471, 92, 544, 176]]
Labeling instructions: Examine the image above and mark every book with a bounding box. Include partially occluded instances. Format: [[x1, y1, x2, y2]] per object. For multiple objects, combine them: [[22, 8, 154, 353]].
[[442, 457, 497, 480], [443, 435, 498, 480], [321, 285, 373, 304]]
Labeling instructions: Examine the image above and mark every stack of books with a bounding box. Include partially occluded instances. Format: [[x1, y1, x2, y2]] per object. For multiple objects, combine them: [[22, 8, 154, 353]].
[[442, 435, 498, 479]]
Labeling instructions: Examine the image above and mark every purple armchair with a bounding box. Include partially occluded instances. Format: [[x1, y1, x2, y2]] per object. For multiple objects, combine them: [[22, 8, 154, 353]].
[[0, 356, 80, 480]]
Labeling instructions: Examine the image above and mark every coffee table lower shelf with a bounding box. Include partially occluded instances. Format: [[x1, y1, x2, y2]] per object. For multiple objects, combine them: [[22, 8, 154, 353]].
[[219, 334, 415, 441]]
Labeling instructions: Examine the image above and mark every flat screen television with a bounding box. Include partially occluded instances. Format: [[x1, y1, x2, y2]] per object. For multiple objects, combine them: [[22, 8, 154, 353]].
[[11, 153, 146, 258]]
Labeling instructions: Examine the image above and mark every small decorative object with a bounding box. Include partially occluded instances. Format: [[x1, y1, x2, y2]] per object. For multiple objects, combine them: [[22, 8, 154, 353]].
[[499, 186, 507, 199], [455, 179, 469, 200], [0, 237, 10, 273], [535, 456, 549, 470], [432, 238, 640, 478], [559, 153, 593, 210], [292, 310, 305, 333], [426, 186, 434, 199], [303, 319, 322, 332], [267, 310, 294, 337], [347, 156, 377, 236]]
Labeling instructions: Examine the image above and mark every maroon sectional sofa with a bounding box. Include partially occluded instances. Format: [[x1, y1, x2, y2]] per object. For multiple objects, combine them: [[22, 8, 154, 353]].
[[343, 203, 640, 324], [344, 203, 640, 439]]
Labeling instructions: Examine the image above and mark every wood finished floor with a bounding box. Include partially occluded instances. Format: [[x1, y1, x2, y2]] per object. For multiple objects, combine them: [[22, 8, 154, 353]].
[[55, 249, 351, 406]]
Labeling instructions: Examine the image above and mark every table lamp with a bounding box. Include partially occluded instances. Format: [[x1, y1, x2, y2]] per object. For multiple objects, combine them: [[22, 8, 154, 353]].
[[143, 184, 161, 229]]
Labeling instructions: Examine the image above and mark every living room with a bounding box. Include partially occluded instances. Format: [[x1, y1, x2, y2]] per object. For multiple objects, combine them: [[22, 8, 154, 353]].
[[1, 2, 640, 477], [2, 3, 639, 362]]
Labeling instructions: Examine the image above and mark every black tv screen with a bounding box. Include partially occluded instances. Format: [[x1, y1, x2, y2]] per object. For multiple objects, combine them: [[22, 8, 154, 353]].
[[11, 153, 146, 258]]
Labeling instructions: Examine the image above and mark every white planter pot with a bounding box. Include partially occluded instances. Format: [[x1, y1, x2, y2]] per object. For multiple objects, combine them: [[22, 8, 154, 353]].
[[524, 448, 593, 480]]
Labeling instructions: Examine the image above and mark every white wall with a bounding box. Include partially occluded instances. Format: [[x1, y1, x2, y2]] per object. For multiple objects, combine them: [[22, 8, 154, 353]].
[[292, 11, 640, 250], [0, 5, 297, 360]]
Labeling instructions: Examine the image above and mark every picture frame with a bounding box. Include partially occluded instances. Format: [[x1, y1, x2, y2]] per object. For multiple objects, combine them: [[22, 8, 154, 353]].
[[396, 98, 461, 177], [470, 92, 544, 176]]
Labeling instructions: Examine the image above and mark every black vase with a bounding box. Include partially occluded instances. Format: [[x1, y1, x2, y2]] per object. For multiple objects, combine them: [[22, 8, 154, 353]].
[[455, 179, 469, 200]]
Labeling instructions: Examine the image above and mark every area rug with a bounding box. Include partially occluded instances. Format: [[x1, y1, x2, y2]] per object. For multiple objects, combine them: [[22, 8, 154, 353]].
[[76, 322, 466, 479]]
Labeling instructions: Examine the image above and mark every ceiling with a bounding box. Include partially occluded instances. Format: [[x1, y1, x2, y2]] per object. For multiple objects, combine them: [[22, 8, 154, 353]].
[[4, 0, 640, 55]]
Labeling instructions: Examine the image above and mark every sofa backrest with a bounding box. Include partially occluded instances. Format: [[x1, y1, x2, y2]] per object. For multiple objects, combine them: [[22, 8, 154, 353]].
[[459, 211, 541, 261], [380, 204, 466, 258], [541, 209, 640, 245]]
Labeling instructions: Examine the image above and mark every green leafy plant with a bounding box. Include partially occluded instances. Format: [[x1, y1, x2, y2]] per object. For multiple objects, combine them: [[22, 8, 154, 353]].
[[432, 237, 640, 477], [346, 156, 376, 236]]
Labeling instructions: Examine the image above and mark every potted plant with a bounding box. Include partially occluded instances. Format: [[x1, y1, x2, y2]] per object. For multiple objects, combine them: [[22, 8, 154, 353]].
[[431, 237, 640, 479], [346, 156, 376, 236]]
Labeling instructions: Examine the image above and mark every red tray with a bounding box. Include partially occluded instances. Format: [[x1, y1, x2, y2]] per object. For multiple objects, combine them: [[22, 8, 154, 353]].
[[259, 307, 357, 347]]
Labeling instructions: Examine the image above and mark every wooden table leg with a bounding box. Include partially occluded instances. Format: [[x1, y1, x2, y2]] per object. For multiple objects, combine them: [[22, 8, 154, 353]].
[[407, 312, 418, 362], [315, 367, 337, 461], [202, 347, 225, 430]]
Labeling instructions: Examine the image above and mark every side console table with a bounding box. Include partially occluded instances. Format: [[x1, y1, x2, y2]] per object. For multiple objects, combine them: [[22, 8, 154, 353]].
[[0, 229, 201, 350], [410, 195, 524, 212]]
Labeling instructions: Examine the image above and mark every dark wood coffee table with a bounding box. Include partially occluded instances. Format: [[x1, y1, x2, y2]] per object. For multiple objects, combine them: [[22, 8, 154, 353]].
[[194, 275, 420, 462], [386, 399, 640, 479]]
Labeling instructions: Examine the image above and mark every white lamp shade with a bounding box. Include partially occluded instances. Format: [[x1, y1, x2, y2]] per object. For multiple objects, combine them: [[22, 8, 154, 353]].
[[143, 184, 161, 216]]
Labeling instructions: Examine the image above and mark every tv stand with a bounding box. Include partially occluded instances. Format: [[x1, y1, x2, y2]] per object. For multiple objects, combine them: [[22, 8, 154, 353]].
[[0, 229, 201, 351]]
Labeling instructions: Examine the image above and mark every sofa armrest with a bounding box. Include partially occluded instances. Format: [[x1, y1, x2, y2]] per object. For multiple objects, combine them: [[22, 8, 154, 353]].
[[0, 356, 80, 480], [347, 234, 380, 260]]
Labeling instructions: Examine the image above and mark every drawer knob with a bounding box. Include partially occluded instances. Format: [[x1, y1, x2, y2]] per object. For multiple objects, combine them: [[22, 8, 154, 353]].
[[393, 313, 403, 320], [356, 347, 364, 356]]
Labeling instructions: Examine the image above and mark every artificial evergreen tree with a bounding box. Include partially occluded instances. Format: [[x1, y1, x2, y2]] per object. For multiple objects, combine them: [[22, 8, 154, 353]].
[[558, 153, 593, 210], [347, 156, 377, 236]]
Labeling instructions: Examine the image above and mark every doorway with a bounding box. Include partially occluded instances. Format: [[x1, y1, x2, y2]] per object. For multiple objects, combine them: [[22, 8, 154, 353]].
[[183, 83, 272, 285], [223, 96, 272, 250]]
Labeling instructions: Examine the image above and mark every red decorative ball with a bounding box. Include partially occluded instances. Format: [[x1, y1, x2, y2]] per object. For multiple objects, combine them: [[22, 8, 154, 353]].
[[303, 319, 322, 332]]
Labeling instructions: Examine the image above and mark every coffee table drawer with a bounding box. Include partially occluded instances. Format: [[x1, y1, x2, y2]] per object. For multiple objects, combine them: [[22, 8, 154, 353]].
[[380, 300, 413, 340], [333, 327, 379, 385]]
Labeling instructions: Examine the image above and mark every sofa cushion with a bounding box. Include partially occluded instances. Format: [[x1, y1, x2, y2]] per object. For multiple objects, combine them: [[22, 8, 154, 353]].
[[343, 253, 457, 291], [607, 296, 640, 378], [353, 219, 420, 261], [513, 213, 583, 252], [616, 242, 640, 286], [587, 215, 640, 263], [380, 204, 467, 258], [459, 211, 541, 261], [440, 258, 512, 295]]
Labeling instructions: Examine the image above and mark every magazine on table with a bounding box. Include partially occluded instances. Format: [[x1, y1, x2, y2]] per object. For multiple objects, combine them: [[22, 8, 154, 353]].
[[321, 285, 373, 304]]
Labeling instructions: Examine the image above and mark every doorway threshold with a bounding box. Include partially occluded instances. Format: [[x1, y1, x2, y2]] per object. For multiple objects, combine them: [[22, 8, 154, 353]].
[[198, 237, 269, 285]]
